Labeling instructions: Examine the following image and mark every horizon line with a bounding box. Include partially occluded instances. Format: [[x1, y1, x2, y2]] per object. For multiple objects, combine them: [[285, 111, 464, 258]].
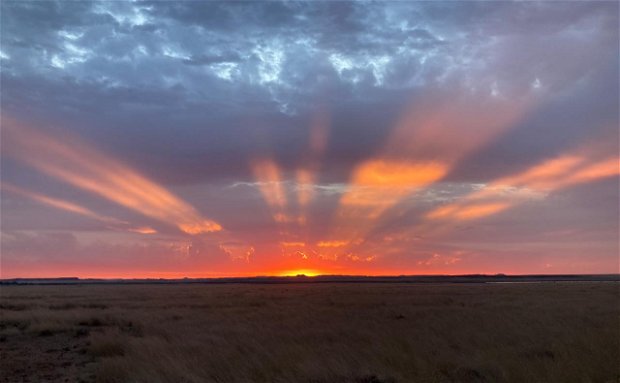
[[2, 273, 619, 282]]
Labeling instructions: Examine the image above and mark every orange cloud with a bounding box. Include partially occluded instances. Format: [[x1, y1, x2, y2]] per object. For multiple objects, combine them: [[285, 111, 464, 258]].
[[219, 243, 255, 262], [250, 158, 287, 209], [1, 183, 126, 226], [249, 157, 311, 231], [3, 120, 222, 235], [417, 253, 462, 267], [273, 213, 305, 224], [326, 90, 534, 255], [316, 240, 348, 248], [561, 157, 619, 187], [427, 201, 512, 221], [491, 155, 585, 190], [329, 160, 447, 253], [128, 227, 158, 235], [295, 168, 314, 209], [490, 155, 619, 196], [295, 111, 330, 211], [388, 92, 531, 163], [427, 151, 619, 222], [340, 160, 447, 215], [280, 241, 306, 247], [453, 202, 511, 220], [248, 112, 331, 260]]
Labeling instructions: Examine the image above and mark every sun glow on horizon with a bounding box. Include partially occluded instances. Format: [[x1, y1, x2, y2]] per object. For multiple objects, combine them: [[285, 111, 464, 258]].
[[278, 269, 322, 277]]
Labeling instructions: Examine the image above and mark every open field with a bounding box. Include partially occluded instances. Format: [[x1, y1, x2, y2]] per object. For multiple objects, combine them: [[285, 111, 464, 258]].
[[1, 282, 619, 383]]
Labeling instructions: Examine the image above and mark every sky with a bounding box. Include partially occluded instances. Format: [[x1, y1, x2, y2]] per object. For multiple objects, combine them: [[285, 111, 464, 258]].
[[1, 1, 618, 278]]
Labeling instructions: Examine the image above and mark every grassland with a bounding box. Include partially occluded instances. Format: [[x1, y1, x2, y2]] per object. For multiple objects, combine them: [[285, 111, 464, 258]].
[[1, 282, 618, 383]]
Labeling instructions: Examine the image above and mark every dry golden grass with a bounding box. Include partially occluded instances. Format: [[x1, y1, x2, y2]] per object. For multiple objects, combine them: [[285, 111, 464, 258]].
[[1, 282, 619, 383]]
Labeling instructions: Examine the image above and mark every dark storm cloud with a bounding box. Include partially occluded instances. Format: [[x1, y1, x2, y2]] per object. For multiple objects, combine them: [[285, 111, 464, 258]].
[[2, 0, 617, 182]]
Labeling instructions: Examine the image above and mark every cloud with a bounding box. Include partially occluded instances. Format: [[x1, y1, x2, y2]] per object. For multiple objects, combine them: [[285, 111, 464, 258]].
[[218, 242, 255, 262], [280, 241, 305, 248], [316, 240, 347, 248], [0, 230, 236, 278], [250, 158, 287, 210], [3, 119, 222, 235], [417, 253, 462, 267], [128, 227, 157, 235], [1, 182, 127, 227], [427, 147, 619, 222], [182, 52, 242, 66], [1, 1, 618, 276]]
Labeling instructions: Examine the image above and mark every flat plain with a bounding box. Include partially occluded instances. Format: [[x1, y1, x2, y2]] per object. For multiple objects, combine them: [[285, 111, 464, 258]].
[[1, 282, 618, 383]]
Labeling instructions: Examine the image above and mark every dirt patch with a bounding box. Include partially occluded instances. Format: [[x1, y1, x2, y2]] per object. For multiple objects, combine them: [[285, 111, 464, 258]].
[[0, 331, 96, 383]]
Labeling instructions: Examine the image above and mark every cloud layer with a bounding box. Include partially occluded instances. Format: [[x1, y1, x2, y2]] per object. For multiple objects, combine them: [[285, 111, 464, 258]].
[[1, 1, 618, 277]]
